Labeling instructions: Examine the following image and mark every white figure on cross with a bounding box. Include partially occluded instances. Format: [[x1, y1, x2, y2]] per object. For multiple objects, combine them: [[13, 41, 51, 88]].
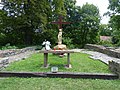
[[58, 29, 62, 45], [51, 15, 70, 45]]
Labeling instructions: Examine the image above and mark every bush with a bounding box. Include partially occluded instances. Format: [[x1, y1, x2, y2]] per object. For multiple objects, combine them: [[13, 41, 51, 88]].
[[35, 45, 42, 50], [63, 37, 75, 49], [0, 33, 7, 46], [97, 40, 114, 47], [1, 43, 18, 50]]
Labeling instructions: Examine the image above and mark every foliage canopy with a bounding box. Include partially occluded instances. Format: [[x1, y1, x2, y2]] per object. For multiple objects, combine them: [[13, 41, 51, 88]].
[[0, 0, 101, 48]]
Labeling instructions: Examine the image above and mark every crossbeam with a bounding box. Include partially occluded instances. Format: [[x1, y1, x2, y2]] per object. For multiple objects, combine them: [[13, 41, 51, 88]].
[[51, 15, 70, 29]]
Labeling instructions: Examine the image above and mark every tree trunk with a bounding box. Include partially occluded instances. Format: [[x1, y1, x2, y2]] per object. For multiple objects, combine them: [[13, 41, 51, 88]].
[[24, 28, 33, 45]]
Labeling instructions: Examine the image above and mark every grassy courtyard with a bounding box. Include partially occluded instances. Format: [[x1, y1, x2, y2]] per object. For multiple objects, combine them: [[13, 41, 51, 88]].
[[4, 53, 110, 73], [0, 53, 120, 90]]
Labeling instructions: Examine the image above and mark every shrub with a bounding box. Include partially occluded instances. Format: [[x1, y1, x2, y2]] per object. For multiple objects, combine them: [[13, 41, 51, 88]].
[[1, 43, 18, 50], [97, 40, 114, 47], [63, 37, 75, 49]]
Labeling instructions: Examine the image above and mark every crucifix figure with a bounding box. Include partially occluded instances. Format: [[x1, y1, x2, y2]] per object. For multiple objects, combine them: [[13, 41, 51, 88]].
[[51, 15, 70, 45]]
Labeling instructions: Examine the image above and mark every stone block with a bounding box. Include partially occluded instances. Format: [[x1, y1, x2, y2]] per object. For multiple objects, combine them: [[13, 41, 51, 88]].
[[0, 57, 9, 65], [54, 44, 67, 50], [109, 60, 120, 79], [0, 64, 4, 71], [0, 64, 3, 68]]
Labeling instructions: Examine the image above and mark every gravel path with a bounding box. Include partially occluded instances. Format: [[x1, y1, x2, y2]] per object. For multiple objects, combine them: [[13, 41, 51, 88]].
[[72, 49, 120, 64]]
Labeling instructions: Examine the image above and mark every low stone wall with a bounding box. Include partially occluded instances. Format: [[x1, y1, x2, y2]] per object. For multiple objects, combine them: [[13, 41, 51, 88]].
[[109, 60, 120, 79], [84, 44, 120, 59], [0, 58, 9, 70], [84, 44, 120, 78], [0, 47, 35, 58], [0, 47, 36, 70]]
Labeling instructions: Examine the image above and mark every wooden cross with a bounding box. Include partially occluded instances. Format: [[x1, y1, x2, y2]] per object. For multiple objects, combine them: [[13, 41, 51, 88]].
[[51, 15, 70, 29]]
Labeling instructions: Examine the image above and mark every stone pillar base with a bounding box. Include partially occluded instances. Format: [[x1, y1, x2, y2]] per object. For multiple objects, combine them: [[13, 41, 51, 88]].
[[54, 44, 67, 50], [53, 44, 67, 56]]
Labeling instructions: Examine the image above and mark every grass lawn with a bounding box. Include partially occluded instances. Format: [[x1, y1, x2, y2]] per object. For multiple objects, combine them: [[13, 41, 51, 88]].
[[4, 53, 110, 73], [0, 53, 120, 90]]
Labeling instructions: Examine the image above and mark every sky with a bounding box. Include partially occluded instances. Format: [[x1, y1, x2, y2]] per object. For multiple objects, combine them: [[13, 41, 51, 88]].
[[0, 0, 3, 9], [76, 0, 110, 24]]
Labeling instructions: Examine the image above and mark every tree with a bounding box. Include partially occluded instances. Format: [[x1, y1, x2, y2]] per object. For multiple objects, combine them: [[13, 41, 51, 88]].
[[0, 10, 7, 45], [109, 15, 120, 44], [63, 0, 81, 47], [99, 24, 112, 36], [1, 0, 66, 45], [80, 3, 100, 46], [107, 0, 120, 45], [1, 0, 51, 45], [64, 1, 100, 48], [1, 0, 100, 48]]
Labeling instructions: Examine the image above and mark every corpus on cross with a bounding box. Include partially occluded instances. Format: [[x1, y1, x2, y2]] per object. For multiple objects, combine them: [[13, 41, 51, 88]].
[[51, 15, 71, 45]]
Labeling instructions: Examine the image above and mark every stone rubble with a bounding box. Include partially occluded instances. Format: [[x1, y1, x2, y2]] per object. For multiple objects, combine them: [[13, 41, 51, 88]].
[[72, 49, 120, 64], [0, 47, 36, 71]]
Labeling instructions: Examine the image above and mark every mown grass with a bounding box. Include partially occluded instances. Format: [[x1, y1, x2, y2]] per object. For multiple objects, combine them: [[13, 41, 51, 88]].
[[0, 77, 120, 90], [0, 53, 120, 90], [4, 53, 110, 73]]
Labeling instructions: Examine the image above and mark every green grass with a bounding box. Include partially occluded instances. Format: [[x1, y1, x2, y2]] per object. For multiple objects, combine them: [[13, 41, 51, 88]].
[[0, 53, 120, 90], [0, 77, 120, 90], [4, 53, 110, 73]]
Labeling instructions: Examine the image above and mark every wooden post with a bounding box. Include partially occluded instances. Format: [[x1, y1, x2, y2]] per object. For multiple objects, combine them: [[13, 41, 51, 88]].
[[44, 53, 48, 67], [67, 53, 71, 68]]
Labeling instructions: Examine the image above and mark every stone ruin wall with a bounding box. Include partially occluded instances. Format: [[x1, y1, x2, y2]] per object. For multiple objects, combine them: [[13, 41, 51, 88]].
[[109, 60, 120, 79], [85, 44, 120, 78], [0, 47, 35, 58], [0, 47, 36, 70], [84, 44, 120, 59]]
